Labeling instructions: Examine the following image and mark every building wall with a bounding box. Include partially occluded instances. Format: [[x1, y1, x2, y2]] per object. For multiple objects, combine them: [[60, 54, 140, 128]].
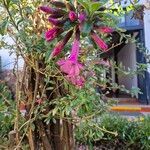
[[144, 8, 150, 72], [144, 9, 150, 51]]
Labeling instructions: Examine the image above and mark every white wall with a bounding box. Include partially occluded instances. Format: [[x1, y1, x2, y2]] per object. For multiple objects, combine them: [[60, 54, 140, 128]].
[[117, 43, 138, 90], [144, 8, 150, 72]]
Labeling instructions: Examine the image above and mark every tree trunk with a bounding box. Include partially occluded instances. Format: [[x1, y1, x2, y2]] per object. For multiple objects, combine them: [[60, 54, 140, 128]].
[[19, 62, 74, 150]]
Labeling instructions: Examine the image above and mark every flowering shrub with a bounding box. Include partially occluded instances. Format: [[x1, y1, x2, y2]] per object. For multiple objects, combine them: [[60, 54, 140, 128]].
[[0, 0, 146, 149], [39, 0, 116, 87]]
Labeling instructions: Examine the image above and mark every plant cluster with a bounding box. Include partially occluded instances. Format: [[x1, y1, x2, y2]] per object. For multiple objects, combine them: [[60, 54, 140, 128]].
[[0, 0, 148, 149], [0, 81, 15, 143], [75, 113, 150, 150]]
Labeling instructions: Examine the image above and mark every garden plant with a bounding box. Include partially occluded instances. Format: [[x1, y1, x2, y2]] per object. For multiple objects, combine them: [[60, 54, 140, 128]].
[[0, 0, 148, 149]]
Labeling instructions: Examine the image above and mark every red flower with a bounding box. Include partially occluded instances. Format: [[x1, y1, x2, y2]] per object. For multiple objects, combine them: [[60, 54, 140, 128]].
[[91, 32, 108, 51], [50, 30, 73, 58]]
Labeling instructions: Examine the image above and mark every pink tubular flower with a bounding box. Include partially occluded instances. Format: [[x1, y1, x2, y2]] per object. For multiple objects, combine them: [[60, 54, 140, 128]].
[[50, 30, 73, 58], [98, 27, 113, 33], [57, 57, 83, 76], [57, 29, 85, 87], [45, 27, 61, 42], [69, 11, 77, 22], [50, 41, 64, 58], [91, 32, 108, 51]]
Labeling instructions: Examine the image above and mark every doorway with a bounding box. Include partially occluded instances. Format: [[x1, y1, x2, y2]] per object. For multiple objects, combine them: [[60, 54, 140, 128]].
[[117, 41, 138, 96], [112, 30, 148, 104]]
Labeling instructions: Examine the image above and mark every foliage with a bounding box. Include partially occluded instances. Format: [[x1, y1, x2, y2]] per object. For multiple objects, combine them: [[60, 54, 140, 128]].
[[75, 113, 150, 150], [0, 81, 15, 141], [0, 0, 148, 149]]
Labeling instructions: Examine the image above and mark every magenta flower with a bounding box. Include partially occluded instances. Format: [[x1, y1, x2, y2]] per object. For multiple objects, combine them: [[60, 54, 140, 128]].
[[57, 29, 85, 87], [78, 12, 86, 23], [57, 32, 81, 69], [50, 30, 73, 58], [91, 32, 108, 51], [98, 27, 113, 33], [57, 59, 83, 76], [48, 17, 66, 26], [39, 6, 55, 14], [69, 37, 80, 62], [69, 11, 77, 22], [39, 6, 65, 14], [45, 27, 62, 42]]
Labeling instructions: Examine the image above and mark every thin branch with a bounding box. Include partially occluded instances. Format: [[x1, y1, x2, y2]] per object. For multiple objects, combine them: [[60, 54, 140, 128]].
[[3, 0, 19, 31]]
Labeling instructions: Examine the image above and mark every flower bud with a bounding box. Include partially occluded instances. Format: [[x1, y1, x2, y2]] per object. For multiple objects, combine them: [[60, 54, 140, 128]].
[[69, 11, 77, 22], [45, 27, 62, 42], [50, 30, 73, 58], [39, 6, 66, 14], [48, 17, 67, 26], [91, 32, 108, 51]]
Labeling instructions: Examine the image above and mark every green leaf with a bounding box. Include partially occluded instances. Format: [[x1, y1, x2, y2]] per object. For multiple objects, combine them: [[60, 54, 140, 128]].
[[17, 18, 24, 25], [78, 0, 90, 14], [0, 17, 9, 36], [6, 0, 11, 6], [90, 2, 101, 15]]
